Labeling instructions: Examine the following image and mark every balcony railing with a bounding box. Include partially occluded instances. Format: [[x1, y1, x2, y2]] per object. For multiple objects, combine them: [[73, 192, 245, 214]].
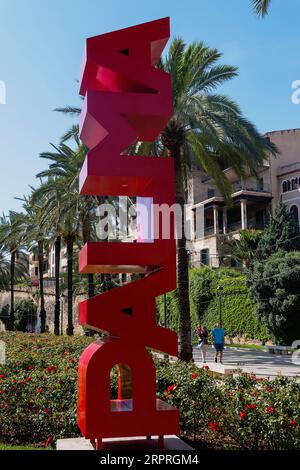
[[196, 182, 271, 204], [232, 182, 271, 194], [199, 218, 266, 238]]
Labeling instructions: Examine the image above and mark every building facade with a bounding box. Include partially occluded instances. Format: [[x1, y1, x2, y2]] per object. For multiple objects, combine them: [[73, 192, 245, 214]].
[[187, 128, 300, 267], [28, 242, 67, 282]]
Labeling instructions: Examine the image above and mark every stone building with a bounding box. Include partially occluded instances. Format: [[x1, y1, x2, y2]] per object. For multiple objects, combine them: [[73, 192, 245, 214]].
[[187, 128, 300, 267]]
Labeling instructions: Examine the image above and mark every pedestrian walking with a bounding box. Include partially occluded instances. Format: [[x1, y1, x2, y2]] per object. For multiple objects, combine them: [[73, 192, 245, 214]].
[[212, 322, 225, 364]]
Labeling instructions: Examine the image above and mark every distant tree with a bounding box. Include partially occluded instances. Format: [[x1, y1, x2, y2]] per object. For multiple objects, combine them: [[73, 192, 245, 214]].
[[14, 298, 37, 332], [0, 304, 9, 329], [0, 212, 28, 330], [0, 249, 10, 290], [16, 195, 49, 333], [0, 299, 37, 332], [255, 200, 300, 260], [248, 250, 300, 344]]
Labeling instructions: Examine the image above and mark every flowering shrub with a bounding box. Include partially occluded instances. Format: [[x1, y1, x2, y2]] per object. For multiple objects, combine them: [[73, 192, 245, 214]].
[[0, 332, 94, 446], [158, 364, 300, 449], [0, 332, 299, 449]]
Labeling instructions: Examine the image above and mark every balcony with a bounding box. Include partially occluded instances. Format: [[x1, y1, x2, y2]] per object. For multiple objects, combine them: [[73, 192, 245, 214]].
[[196, 182, 271, 204]]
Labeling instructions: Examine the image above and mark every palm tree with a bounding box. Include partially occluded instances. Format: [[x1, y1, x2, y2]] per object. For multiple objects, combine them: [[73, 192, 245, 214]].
[[0, 247, 11, 291], [252, 0, 271, 17], [55, 41, 278, 361], [220, 229, 262, 267], [133, 39, 277, 361], [36, 143, 93, 335], [31, 180, 64, 335], [0, 212, 28, 330], [54, 106, 81, 143], [61, 209, 80, 336], [16, 194, 49, 333]]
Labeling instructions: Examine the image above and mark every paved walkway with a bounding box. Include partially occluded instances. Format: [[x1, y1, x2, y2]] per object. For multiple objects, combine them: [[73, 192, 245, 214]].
[[193, 346, 300, 379]]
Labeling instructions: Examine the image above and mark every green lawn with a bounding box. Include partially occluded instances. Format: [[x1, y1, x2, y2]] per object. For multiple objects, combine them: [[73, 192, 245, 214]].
[[0, 443, 50, 450]]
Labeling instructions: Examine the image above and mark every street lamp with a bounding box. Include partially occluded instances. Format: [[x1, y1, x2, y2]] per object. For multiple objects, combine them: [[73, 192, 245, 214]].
[[217, 285, 223, 327], [60, 293, 65, 335], [163, 294, 169, 361], [163, 293, 167, 328]]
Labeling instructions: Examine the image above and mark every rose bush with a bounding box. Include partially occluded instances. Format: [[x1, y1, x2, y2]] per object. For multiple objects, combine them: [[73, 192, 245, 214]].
[[0, 332, 299, 449], [158, 364, 300, 449]]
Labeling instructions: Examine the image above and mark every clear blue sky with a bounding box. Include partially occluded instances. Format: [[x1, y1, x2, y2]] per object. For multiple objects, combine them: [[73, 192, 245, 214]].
[[0, 0, 299, 214]]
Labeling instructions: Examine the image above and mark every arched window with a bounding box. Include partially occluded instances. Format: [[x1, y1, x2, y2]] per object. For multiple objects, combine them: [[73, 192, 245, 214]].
[[292, 178, 298, 190], [290, 205, 299, 224], [282, 181, 287, 193], [287, 180, 291, 191]]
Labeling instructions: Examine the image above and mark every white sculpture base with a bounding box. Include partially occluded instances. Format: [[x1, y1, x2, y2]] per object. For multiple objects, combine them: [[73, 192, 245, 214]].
[[56, 435, 194, 451]]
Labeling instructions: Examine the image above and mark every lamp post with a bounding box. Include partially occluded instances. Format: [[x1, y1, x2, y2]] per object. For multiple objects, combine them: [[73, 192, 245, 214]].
[[217, 285, 223, 327], [60, 293, 65, 335], [163, 293, 167, 328]]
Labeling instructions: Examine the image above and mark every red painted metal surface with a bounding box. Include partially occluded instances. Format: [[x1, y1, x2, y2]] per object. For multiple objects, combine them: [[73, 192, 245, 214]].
[[77, 17, 179, 443]]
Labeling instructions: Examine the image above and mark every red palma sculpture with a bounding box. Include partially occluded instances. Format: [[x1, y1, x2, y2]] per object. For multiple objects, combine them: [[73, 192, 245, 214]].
[[77, 17, 179, 450]]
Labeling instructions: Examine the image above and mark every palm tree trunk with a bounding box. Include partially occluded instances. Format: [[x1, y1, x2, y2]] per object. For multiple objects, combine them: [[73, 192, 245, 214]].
[[8, 251, 15, 331], [173, 144, 193, 362], [54, 236, 61, 335], [66, 236, 74, 336], [38, 239, 46, 333], [82, 214, 95, 298]]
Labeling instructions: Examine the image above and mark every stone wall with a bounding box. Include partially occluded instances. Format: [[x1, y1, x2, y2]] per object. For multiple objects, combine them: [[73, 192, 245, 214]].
[[0, 286, 85, 334]]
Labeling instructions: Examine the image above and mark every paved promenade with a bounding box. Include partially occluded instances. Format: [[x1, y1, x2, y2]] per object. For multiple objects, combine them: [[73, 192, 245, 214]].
[[193, 346, 300, 379]]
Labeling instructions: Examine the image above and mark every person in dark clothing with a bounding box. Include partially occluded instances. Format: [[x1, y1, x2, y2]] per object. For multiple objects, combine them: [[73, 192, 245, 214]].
[[198, 326, 209, 363]]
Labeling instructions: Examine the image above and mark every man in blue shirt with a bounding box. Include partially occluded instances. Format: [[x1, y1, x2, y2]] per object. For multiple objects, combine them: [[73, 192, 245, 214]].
[[212, 323, 225, 363]]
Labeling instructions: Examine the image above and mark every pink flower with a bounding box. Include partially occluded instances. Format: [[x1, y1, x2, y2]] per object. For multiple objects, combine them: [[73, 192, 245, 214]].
[[0, 390, 5, 395], [26, 376, 32, 382], [0, 374, 6, 379], [28, 365, 34, 371], [19, 380, 26, 385], [37, 387, 44, 394], [204, 365, 210, 371], [46, 365, 57, 374], [239, 412, 247, 420], [192, 373, 198, 379], [44, 408, 50, 415]]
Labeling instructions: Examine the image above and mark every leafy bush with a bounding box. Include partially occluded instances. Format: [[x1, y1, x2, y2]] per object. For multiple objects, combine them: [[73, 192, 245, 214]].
[[0, 304, 9, 329], [0, 299, 37, 332], [1, 333, 299, 449], [14, 299, 37, 332], [157, 267, 269, 342], [158, 362, 300, 449], [0, 332, 93, 445]]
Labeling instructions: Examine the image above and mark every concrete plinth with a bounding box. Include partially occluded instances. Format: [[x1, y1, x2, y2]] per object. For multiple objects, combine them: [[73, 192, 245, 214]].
[[57, 435, 194, 451]]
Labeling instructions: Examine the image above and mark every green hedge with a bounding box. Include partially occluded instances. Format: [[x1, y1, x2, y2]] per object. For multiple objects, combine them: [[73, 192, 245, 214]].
[[157, 267, 269, 342]]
